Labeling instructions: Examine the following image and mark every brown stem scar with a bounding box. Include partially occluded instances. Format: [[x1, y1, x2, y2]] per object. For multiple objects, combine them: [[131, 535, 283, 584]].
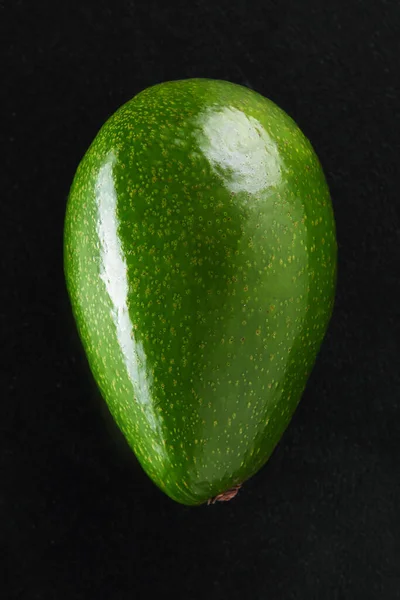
[[207, 483, 242, 505]]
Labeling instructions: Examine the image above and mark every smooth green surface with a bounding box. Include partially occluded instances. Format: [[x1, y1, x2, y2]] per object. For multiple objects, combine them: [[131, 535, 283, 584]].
[[64, 79, 337, 505]]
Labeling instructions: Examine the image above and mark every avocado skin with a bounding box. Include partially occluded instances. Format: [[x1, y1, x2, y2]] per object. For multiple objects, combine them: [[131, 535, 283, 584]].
[[64, 79, 337, 505]]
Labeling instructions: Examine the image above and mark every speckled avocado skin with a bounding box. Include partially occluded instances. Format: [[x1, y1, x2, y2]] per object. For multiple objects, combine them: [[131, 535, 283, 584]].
[[64, 79, 337, 506]]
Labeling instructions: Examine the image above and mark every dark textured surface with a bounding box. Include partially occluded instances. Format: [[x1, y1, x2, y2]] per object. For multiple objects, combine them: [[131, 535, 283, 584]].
[[2, 0, 400, 598]]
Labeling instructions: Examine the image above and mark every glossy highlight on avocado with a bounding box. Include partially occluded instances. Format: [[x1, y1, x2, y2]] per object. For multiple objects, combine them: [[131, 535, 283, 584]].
[[64, 79, 337, 505]]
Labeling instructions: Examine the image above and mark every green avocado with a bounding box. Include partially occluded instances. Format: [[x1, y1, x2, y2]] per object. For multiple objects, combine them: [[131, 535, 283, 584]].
[[64, 79, 337, 506]]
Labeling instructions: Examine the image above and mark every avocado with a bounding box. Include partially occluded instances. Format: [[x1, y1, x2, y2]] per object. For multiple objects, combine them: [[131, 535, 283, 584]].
[[64, 79, 337, 505]]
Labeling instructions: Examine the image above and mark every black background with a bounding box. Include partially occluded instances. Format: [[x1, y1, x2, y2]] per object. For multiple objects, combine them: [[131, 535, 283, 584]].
[[3, 0, 400, 598]]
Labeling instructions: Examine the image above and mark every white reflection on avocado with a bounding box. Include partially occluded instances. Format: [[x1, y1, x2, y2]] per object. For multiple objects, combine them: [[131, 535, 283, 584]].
[[197, 106, 282, 195], [95, 153, 162, 442]]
